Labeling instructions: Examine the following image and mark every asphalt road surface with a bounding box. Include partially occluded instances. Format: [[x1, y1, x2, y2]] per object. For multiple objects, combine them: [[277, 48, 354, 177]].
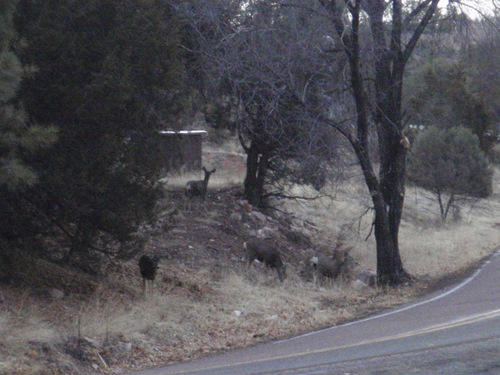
[[126, 249, 500, 375]]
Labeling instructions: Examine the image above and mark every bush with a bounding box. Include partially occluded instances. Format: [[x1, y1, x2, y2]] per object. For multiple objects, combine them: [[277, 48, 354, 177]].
[[407, 126, 493, 221]]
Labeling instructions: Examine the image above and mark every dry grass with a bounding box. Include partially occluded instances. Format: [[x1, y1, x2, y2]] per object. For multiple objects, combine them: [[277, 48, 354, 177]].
[[281, 164, 500, 278], [400, 176, 500, 277], [1, 142, 499, 374]]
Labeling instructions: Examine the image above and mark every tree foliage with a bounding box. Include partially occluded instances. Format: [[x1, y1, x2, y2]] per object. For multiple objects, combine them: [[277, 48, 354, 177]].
[[0, 0, 56, 190], [6, 0, 187, 272], [407, 62, 495, 153], [407, 127, 492, 221]]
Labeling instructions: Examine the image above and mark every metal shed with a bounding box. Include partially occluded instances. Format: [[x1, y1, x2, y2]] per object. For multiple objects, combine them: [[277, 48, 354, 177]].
[[158, 130, 207, 173]]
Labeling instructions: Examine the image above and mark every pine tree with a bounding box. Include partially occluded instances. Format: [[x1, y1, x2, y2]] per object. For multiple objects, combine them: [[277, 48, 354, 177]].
[[13, 0, 187, 271], [0, 0, 57, 189], [408, 63, 494, 154]]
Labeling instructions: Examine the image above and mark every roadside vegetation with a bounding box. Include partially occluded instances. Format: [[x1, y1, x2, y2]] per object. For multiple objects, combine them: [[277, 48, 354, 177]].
[[1, 139, 498, 374]]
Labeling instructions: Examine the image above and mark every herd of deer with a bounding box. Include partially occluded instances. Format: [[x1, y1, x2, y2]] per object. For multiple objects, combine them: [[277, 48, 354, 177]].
[[138, 166, 374, 298]]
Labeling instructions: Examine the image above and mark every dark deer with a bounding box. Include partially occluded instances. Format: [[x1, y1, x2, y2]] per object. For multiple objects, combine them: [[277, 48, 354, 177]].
[[310, 251, 348, 286], [138, 254, 160, 298], [185, 166, 216, 200], [244, 239, 286, 282]]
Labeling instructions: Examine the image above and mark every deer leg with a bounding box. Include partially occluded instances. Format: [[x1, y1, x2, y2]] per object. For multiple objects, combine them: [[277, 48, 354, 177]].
[[246, 260, 252, 272], [245, 258, 256, 278], [276, 268, 283, 282]]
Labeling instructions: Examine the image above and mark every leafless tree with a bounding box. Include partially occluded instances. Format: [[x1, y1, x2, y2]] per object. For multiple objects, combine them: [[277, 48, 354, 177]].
[[177, 1, 349, 207], [313, 0, 443, 284], [179, 0, 488, 284]]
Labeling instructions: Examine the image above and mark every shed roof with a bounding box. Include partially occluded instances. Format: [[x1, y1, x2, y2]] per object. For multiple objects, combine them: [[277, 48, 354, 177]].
[[159, 130, 207, 135]]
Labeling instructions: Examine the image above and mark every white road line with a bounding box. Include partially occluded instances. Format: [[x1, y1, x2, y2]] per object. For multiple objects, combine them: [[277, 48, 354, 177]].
[[160, 309, 500, 375], [278, 248, 500, 343]]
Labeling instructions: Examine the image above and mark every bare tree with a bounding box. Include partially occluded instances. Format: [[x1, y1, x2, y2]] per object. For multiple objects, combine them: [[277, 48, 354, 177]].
[[313, 0, 442, 284], [178, 1, 348, 207], [180, 0, 479, 284]]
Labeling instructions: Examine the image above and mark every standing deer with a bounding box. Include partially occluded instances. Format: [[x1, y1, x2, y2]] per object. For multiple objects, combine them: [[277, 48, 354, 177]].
[[244, 239, 286, 282], [310, 251, 348, 286], [185, 166, 216, 200], [138, 254, 160, 299]]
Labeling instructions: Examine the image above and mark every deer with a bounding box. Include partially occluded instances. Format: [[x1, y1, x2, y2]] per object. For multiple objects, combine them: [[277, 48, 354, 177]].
[[243, 238, 286, 282], [310, 250, 351, 286], [138, 254, 160, 299], [185, 166, 216, 199], [185, 167, 216, 210]]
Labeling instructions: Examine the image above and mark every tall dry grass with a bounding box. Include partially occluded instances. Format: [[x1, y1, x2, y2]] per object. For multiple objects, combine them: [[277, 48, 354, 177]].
[[1, 140, 498, 374], [282, 164, 500, 278]]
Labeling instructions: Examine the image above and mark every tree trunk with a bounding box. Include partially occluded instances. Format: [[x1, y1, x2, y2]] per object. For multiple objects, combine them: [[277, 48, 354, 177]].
[[320, 0, 440, 285], [366, 0, 409, 284], [351, 136, 407, 285], [65, 218, 92, 263], [244, 141, 269, 207], [375, 155, 407, 284], [374, 95, 408, 283]]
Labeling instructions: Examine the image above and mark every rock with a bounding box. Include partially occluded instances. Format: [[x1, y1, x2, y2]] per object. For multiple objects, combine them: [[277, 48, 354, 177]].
[[290, 225, 313, 238], [118, 342, 133, 353], [257, 227, 275, 238], [356, 270, 377, 286], [45, 287, 65, 299], [82, 337, 101, 347], [229, 213, 242, 222], [250, 211, 267, 222]]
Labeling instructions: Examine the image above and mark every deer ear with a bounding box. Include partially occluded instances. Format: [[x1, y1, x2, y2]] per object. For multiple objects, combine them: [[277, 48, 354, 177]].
[[211, 169, 216, 173], [202, 166, 207, 172]]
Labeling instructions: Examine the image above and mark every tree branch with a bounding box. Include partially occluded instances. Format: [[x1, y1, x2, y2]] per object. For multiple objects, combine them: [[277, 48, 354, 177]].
[[402, 0, 441, 64]]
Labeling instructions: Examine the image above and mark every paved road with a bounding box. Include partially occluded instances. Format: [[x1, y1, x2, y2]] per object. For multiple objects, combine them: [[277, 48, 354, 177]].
[[126, 249, 500, 375]]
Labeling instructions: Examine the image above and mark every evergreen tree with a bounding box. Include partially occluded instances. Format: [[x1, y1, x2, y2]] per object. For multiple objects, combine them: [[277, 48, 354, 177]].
[[13, 0, 187, 271], [407, 127, 492, 222], [0, 0, 56, 190], [407, 62, 495, 154], [0, 0, 57, 256]]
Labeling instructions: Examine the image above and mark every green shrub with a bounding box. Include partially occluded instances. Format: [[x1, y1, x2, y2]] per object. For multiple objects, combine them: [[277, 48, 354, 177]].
[[407, 126, 493, 221]]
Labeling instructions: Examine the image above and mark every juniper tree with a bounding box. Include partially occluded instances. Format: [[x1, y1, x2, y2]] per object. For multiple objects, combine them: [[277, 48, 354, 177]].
[[0, 0, 57, 253], [408, 63, 495, 154], [14, 0, 187, 271], [407, 127, 492, 222], [0, 0, 56, 190]]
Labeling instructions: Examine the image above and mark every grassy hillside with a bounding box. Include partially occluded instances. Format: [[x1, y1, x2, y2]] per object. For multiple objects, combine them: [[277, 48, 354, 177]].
[[1, 139, 499, 375]]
